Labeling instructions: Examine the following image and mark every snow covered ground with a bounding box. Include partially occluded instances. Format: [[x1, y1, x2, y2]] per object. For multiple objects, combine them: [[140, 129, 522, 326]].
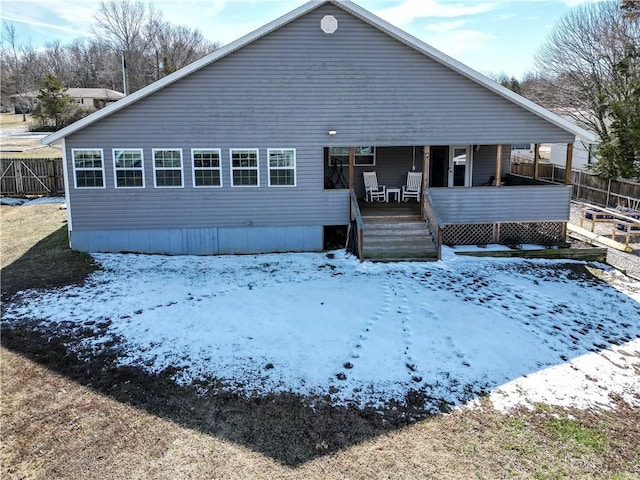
[[0, 196, 65, 206], [3, 248, 639, 413]]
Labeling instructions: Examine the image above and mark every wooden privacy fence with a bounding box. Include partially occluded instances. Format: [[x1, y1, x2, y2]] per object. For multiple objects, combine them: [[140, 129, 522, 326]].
[[511, 162, 640, 209], [0, 158, 64, 195]]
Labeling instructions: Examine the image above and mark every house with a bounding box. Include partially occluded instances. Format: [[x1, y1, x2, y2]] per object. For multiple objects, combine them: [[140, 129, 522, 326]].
[[510, 112, 598, 172], [13, 88, 124, 113], [549, 138, 598, 172], [43, 0, 594, 260]]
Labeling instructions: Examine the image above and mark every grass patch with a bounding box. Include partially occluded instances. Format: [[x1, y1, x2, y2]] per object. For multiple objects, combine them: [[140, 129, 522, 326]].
[[0, 113, 61, 159], [547, 417, 608, 452], [0, 112, 33, 129], [0, 142, 62, 159], [0, 204, 98, 300]]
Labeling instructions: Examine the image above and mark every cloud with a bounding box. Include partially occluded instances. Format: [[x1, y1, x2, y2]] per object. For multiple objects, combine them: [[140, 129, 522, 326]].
[[376, 0, 497, 25], [424, 27, 496, 57], [0, 13, 89, 36], [425, 19, 467, 33]]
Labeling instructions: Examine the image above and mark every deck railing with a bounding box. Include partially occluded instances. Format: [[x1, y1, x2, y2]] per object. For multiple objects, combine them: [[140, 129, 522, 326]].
[[422, 189, 443, 259], [427, 185, 571, 246], [348, 189, 365, 261]]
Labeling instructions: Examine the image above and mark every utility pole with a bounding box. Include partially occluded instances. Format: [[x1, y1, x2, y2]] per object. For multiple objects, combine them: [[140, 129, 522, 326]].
[[121, 51, 129, 96]]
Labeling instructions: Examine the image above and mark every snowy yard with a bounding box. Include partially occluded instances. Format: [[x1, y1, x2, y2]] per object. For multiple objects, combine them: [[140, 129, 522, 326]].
[[3, 248, 639, 413]]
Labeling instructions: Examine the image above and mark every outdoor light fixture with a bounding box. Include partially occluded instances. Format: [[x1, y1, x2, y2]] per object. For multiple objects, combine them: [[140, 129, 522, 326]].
[[328, 130, 337, 136]]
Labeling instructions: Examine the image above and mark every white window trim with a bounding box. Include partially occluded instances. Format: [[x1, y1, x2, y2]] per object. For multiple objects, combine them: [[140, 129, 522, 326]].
[[191, 148, 222, 188], [71, 148, 105, 189], [328, 146, 376, 167], [113, 148, 145, 189], [152, 148, 184, 188], [230, 148, 260, 187], [449, 145, 474, 187], [267, 148, 296, 187]]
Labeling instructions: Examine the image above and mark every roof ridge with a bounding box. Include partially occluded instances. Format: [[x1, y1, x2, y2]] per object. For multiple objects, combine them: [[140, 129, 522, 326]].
[[43, 0, 595, 145]]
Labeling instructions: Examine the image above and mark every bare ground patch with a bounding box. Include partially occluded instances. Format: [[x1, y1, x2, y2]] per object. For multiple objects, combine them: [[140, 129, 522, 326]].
[[2, 343, 639, 479], [1, 204, 98, 301]]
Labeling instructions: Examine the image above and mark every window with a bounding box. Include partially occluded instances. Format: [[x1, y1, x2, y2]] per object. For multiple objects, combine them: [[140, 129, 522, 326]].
[[230, 149, 259, 187], [328, 146, 375, 167], [72, 149, 105, 188], [192, 149, 222, 187], [153, 149, 183, 188], [113, 149, 144, 188], [268, 149, 296, 187]]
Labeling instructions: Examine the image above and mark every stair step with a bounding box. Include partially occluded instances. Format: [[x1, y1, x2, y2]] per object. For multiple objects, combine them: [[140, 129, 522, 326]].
[[365, 236, 433, 246], [366, 242, 435, 251], [360, 216, 437, 262], [365, 250, 437, 261], [369, 256, 438, 263], [366, 229, 432, 234], [365, 221, 428, 227], [363, 215, 423, 222]]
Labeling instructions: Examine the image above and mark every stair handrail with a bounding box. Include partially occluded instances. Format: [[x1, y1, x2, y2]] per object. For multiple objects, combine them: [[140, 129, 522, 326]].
[[349, 189, 365, 262], [422, 188, 443, 259]]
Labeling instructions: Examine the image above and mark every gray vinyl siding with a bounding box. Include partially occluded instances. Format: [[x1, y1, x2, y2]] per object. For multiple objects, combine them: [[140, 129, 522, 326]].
[[429, 186, 572, 224], [471, 145, 510, 186], [342, 146, 421, 198], [65, 3, 574, 233]]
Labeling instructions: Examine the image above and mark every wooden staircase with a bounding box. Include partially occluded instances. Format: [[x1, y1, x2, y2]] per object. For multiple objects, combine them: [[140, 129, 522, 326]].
[[362, 214, 437, 262]]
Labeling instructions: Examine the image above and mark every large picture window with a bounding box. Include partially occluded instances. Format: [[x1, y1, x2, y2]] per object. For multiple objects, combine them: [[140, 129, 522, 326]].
[[153, 149, 183, 188], [268, 149, 296, 187], [328, 146, 375, 167], [192, 149, 222, 187], [72, 149, 105, 188], [230, 149, 259, 187], [113, 149, 144, 188]]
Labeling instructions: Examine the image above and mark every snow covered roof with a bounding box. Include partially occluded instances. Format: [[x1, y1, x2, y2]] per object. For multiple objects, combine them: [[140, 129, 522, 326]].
[[42, 0, 596, 145]]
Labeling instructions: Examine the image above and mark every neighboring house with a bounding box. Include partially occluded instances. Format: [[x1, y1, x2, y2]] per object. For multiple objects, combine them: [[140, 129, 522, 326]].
[[549, 138, 598, 171], [43, 0, 594, 259], [13, 88, 124, 113], [545, 110, 599, 171]]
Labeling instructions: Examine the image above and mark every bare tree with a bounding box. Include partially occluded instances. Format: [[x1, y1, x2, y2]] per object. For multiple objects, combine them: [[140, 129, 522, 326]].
[[153, 23, 219, 77], [621, 0, 640, 19], [92, 0, 162, 93], [1, 22, 45, 118], [0, 0, 219, 108], [533, 1, 639, 140]]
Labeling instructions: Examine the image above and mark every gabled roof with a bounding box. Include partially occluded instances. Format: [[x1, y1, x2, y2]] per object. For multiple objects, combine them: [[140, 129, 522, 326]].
[[43, 0, 596, 145]]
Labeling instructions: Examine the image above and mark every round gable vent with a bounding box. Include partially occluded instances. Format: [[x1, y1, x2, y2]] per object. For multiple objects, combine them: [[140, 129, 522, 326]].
[[321, 15, 338, 34]]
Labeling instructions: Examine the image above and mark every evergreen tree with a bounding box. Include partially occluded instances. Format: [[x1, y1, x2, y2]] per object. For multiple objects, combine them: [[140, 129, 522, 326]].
[[595, 46, 640, 179], [34, 74, 75, 130]]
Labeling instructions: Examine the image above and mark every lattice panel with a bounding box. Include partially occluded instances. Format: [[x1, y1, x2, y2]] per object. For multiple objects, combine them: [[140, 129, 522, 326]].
[[499, 222, 564, 246], [443, 223, 493, 245]]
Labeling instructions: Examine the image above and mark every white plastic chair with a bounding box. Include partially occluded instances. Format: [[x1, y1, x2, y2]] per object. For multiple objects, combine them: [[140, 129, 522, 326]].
[[363, 171, 386, 202], [402, 171, 422, 202]]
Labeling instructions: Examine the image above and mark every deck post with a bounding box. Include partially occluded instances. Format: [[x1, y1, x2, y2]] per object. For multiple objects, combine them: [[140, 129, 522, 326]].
[[564, 143, 573, 186], [348, 146, 355, 189], [495, 144, 503, 186], [422, 145, 430, 214], [533, 143, 540, 180], [493, 223, 500, 243]]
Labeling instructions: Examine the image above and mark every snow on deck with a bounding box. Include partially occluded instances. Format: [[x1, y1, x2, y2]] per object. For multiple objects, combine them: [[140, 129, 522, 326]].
[[3, 248, 639, 412]]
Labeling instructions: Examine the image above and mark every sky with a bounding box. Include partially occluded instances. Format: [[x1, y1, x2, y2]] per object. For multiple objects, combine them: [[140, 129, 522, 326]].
[[0, 0, 601, 78]]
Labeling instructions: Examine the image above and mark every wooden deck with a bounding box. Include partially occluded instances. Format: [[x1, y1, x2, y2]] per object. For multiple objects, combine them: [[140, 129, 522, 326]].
[[358, 199, 421, 218], [357, 199, 437, 261]]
